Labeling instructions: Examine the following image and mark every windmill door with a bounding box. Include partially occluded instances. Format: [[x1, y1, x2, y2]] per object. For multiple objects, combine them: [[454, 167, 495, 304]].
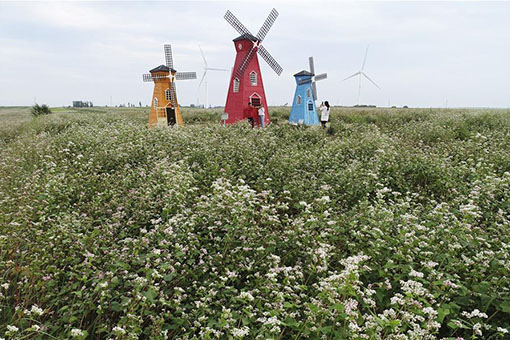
[[307, 100, 314, 124], [166, 107, 176, 126]]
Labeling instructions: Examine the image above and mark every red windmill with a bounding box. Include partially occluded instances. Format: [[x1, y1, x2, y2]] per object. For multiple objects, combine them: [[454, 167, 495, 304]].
[[223, 8, 283, 125]]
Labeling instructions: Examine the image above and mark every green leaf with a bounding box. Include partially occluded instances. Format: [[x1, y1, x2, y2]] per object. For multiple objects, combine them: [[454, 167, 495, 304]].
[[283, 302, 293, 309], [332, 303, 344, 312], [111, 301, 122, 312], [283, 317, 298, 327], [163, 273, 175, 282], [437, 307, 450, 323], [320, 326, 332, 334], [500, 300, 510, 313], [144, 288, 157, 302], [307, 303, 319, 313]]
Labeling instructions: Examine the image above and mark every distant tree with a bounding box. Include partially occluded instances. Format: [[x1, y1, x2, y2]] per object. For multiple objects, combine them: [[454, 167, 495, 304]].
[[31, 104, 52, 116]]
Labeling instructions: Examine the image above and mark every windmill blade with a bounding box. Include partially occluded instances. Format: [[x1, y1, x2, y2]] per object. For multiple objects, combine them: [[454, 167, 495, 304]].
[[343, 72, 360, 81], [170, 82, 177, 106], [308, 56, 315, 75], [312, 81, 318, 101], [144, 74, 169, 81], [176, 72, 197, 80], [198, 70, 207, 88], [205, 67, 229, 71], [164, 44, 174, 69], [362, 72, 380, 89], [361, 46, 369, 71], [314, 73, 327, 81], [234, 46, 257, 79], [257, 45, 283, 76], [224, 10, 252, 36], [199, 44, 208, 67], [256, 8, 278, 42]]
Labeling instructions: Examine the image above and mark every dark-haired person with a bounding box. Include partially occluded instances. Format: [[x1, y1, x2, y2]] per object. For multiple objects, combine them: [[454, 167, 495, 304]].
[[244, 102, 255, 128], [319, 101, 330, 129]]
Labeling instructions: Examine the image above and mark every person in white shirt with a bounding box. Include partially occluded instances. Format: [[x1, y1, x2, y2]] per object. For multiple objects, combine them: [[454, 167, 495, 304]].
[[258, 106, 265, 128], [319, 101, 330, 129]]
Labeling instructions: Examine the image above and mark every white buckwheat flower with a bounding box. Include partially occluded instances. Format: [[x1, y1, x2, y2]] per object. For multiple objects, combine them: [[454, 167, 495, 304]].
[[71, 328, 85, 337]]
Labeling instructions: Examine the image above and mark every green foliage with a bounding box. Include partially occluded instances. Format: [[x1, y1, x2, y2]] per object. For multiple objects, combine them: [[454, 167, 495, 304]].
[[30, 103, 52, 117], [0, 106, 510, 339]]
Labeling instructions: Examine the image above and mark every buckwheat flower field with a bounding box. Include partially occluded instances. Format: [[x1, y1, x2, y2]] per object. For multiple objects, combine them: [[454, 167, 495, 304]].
[[1, 106, 509, 340]]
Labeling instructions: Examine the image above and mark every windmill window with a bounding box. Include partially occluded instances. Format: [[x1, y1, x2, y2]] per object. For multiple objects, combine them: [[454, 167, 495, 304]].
[[250, 71, 257, 86], [296, 95, 301, 105], [154, 98, 158, 108], [233, 78, 240, 93], [165, 89, 171, 101], [308, 102, 314, 111], [307, 89, 311, 98], [251, 97, 261, 107]]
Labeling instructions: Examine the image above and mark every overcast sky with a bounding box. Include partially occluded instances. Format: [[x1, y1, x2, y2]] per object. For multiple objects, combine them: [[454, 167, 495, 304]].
[[1, 1, 509, 108]]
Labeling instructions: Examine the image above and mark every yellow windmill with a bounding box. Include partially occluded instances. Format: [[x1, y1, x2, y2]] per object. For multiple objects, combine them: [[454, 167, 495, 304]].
[[142, 45, 196, 127]]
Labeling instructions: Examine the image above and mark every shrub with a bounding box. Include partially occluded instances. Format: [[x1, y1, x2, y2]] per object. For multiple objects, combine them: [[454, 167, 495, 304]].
[[30, 103, 52, 116]]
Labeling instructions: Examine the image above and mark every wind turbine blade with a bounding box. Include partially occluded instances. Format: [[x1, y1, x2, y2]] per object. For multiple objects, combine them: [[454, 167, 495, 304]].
[[198, 70, 207, 87], [205, 67, 229, 71], [199, 44, 208, 67], [361, 46, 369, 71], [308, 56, 315, 75], [343, 72, 360, 81], [362, 72, 380, 89]]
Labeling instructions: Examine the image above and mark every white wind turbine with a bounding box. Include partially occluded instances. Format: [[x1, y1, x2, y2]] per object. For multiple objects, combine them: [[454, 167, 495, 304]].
[[344, 46, 380, 106], [198, 45, 229, 109]]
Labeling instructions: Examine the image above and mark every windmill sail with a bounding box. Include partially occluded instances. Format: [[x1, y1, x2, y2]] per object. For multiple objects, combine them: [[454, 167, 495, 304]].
[[234, 46, 257, 79], [315, 73, 327, 81], [176, 72, 197, 80], [257, 45, 283, 75], [224, 10, 251, 36], [164, 45, 173, 69], [256, 8, 278, 41], [226, 8, 283, 78]]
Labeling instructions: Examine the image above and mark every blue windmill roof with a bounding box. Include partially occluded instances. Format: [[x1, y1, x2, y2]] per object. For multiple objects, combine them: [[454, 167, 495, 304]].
[[233, 33, 258, 42], [294, 70, 314, 77]]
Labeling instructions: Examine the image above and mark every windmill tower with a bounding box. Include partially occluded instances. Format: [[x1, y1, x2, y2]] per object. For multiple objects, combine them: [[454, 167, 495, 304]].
[[223, 8, 283, 125], [344, 46, 380, 106], [198, 45, 229, 109], [142, 44, 197, 128], [289, 56, 327, 126]]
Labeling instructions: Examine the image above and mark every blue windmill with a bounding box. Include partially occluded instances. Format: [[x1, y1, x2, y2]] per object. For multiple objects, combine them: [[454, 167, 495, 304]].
[[289, 56, 327, 125]]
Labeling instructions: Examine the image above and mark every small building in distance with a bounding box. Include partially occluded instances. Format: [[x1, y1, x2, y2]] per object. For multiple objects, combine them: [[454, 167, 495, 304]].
[[73, 101, 93, 108]]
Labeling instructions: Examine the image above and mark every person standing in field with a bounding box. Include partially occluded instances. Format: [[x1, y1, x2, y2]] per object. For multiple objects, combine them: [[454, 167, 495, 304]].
[[258, 105, 266, 128], [319, 101, 330, 129], [244, 102, 255, 128]]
